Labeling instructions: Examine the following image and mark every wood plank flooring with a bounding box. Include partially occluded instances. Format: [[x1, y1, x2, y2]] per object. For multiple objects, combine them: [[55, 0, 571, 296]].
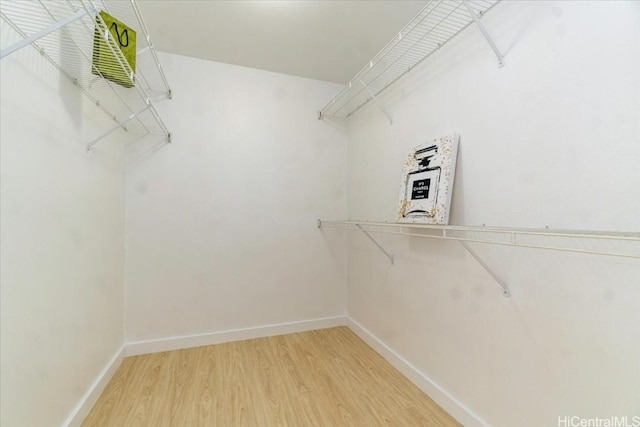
[[82, 326, 460, 426]]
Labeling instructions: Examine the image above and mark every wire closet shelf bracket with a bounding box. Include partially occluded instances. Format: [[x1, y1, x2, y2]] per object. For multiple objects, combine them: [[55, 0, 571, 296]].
[[0, 0, 172, 150], [318, 0, 503, 123], [318, 220, 640, 297]]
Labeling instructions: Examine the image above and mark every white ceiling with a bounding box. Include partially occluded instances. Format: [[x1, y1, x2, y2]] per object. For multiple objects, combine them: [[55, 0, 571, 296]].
[[136, 1, 428, 84]]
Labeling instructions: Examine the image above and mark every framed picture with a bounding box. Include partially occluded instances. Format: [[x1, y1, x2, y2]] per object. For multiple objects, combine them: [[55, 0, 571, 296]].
[[397, 133, 459, 224]]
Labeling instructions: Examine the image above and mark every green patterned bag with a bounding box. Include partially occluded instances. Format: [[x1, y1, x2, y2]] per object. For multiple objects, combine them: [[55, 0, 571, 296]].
[[92, 10, 136, 88]]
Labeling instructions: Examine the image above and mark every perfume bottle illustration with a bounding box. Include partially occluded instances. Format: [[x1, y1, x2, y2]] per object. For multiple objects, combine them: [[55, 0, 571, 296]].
[[403, 145, 440, 218]]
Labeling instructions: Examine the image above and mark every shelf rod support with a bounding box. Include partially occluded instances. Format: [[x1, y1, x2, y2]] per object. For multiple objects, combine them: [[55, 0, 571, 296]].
[[356, 224, 395, 264], [86, 104, 152, 150], [318, 112, 343, 120], [129, 0, 172, 96], [459, 241, 510, 297], [358, 78, 393, 125], [0, 8, 88, 59], [462, 0, 504, 68]]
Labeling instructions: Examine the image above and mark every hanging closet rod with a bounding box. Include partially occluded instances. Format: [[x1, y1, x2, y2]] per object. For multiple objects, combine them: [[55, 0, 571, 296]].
[[0, 7, 88, 59]]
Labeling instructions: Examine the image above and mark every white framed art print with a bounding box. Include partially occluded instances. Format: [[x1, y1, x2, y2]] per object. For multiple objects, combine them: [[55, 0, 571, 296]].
[[397, 133, 459, 224]]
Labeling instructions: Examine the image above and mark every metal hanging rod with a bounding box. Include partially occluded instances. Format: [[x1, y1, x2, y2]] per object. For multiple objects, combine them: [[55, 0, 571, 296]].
[[318, 0, 503, 121], [0, 0, 172, 149], [318, 220, 640, 260], [0, 7, 88, 59]]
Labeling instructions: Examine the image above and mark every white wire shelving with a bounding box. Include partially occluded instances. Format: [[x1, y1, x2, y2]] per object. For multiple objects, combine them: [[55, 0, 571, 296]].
[[319, 220, 640, 297], [318, 0, 502, 123], [320, 220, 640, 259], [0, 0, 172, 150]]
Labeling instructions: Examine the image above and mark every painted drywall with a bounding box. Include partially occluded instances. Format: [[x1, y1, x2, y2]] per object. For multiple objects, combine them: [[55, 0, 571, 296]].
[[345, 1, 640, 426], [124, 52, 348, 342], [0, 31, 126, 427]]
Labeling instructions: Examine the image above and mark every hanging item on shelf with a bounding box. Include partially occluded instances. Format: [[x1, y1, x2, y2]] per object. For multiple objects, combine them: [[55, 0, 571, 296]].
[[0, 0, 171, 149], [397, 133, 459, 224], [92, 10, 136, 88]]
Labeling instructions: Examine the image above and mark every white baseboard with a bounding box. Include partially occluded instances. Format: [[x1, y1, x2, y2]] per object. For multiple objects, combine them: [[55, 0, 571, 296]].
[[63, 345, 125, 427], [346, 316, 489, 427], [125, 315, 348, 356]]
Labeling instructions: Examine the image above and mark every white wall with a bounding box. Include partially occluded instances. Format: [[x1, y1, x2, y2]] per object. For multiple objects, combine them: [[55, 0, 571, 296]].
[[0, 32, 126, 427], [4, 2, 638, 426], [346, 1, 640, 426], [124, 53, 348, 342]]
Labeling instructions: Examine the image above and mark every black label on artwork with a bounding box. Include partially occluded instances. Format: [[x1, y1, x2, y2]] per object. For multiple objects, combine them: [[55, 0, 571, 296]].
[[411, 178, 430, 200]]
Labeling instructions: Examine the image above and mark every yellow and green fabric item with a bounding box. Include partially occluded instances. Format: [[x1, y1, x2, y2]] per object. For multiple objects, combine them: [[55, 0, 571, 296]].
[[92, 10, 136, 88]]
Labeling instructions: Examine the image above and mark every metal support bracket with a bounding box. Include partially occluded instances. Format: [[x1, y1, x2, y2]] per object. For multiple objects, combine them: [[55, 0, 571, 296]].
[[356, 224, 394, 264], [318, 112, 344, 121], [358, 78, 393, 125], [463, 0, 505, 68], [459, 240, 510, 297], [86, 104, 152, 151]]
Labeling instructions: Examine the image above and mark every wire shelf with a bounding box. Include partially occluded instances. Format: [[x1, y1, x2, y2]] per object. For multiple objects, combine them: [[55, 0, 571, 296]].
[[0, 0, 172, 149], [319, 0, 500, 120], [319, 220, 640, 260]]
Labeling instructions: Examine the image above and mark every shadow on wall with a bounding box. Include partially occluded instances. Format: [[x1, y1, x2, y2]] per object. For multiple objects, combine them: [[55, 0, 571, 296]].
[[448, 139, 467, 225], [59, 31, 83, 130]]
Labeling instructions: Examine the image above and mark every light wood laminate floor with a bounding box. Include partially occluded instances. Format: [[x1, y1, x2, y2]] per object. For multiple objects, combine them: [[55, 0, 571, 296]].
[[82, 326, 460, 426]]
